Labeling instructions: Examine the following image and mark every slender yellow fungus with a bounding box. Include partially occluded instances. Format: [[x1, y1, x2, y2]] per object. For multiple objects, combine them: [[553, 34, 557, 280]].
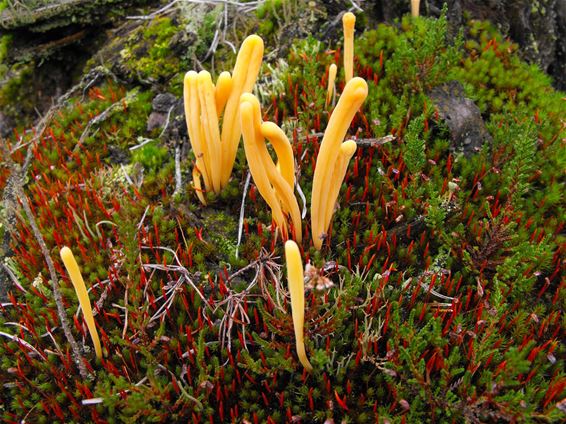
[[411, 0, 420, 17], [245, 95, 301, 242], [197, 71, 222, 193], [323, 139, 357, 233], [326, 63, 337, 107], [240, 97, 287, 235], [220, 35, 264, 187], [215, 71, 232, 114], [311, 77, 368, 250], [60, 246, 102, 360], [184, 71, 212, 193], [342, 12, 356, 83], [284, 240, 313, 372], [240, 94, 302, 242]]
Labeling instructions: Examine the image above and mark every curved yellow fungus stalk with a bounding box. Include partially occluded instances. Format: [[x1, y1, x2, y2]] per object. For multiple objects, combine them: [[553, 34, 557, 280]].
[[240, 94, 302, 242], [60, 246, 102, 360], [326, 63, 337, 107], [342, 12, 356, 83], [411, 0, 420, 17], [323, 139, 357, 233], [284, 240, 313, 372], [240, 96, 287, 234], [220, 34, 264, 187], [311, 77, 368, 250]]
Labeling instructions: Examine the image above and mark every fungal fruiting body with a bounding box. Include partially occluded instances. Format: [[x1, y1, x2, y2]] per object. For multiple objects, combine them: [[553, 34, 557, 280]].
[[323, 139, 357, 233], [326, 63, 337, 107], [284, 240, 313, 372], [343, 12, 356, 83], [240, 93, 302, 242], [184, 71, 222, 196], [311, 77, 368, 250], [60, 246, 102, 360], [220, 34, 264, 187], [411, 0, 420, 17], [184, 35, 264, 204]]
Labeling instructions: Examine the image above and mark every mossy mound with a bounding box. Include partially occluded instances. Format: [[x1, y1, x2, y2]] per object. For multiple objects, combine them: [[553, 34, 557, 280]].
[[0, 4, 564, 423]]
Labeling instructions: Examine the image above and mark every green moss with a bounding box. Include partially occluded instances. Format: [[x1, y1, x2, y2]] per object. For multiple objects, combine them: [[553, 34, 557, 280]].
[[131, 140, 169, 172], [0, 62, 35, 126], [193, 7, 220, 59], [118, 17, 182, 83], [0, 34, 11, 77]]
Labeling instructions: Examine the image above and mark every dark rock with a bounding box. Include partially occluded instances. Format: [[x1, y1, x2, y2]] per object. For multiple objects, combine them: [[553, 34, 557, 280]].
[[428, 81, 492, 155], [151, 93, 177, 113], [107, 144, 130, 164], [147, 93, 186, 140], [0, 112, 14, 138]]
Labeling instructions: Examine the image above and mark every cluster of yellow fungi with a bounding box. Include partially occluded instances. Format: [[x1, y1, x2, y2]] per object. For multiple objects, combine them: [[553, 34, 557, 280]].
[[58, 7, 421, 371], [311, 12, 367, 250], [184, 34, 264, 204], [282, 11, 367, 371], [60, 246, 103, 360], [179, 10, 368, 371]]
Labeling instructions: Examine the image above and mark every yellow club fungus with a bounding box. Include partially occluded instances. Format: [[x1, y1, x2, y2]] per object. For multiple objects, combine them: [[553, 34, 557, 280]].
[[284, 240, 313, 372], [411, 0, 420, 17], [220, 34, 264, 187], [323, 139, 357, 233], [311, 77, 368, 250], [326, 63, 337, 107], [184, 70, 212, 194], [60, 246, 102, 360], [240, 93, 302, 242], [342, 12, 356, 83], [184, 35, 264, 204]]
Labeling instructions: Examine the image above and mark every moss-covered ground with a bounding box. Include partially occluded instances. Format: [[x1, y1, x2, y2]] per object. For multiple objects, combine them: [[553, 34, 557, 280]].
[[0, 5, 564, 423]]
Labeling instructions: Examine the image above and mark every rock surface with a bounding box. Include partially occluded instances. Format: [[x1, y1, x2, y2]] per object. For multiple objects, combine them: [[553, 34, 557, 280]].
[[429, 81, 492, 155]]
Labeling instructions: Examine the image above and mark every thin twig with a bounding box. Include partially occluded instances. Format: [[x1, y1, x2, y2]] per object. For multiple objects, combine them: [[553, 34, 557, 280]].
[[158, 104, 175, 139], [0, 142, 88, 378], [0, 330, 46, 359], [174, 145, 183, 196], [355, 135, 395, 147], [236, 171, 251, 258], [18, 187, 89, 378], [141, 246, 212, 311], [1, 263, 27, 293], [295, 178, 307, 219]]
